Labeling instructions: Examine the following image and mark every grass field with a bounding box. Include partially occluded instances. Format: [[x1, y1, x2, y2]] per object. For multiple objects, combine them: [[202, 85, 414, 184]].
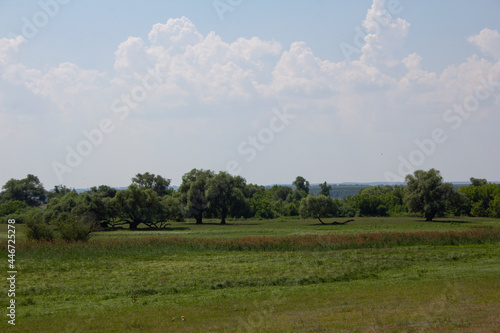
[[1, 217, 500, 332]]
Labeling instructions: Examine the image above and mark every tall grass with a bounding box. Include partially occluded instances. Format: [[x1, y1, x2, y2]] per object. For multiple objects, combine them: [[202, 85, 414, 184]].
[[6, 228, 499, 259]]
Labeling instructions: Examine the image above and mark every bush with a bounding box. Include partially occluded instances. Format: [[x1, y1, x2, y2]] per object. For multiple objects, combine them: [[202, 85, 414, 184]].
[[3, 207, 45, 225], [25, 215, 55, 241], [0, 213, 22, 224], [489, 195, 500, 218], [54, 213, 97, 242], [0, 200, 28, 217]]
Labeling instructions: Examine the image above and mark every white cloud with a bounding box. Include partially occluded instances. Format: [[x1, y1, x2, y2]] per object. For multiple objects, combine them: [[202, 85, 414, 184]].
[[1, 3, 500, 187], [112, 18, 284, 108], [360, 0, 410, 68], [148, 16, 203, 53], [114, 37, 147, 73], [467, 28, 500, 60], [0, 36, 24, 66], [262, 41, 329, 97]]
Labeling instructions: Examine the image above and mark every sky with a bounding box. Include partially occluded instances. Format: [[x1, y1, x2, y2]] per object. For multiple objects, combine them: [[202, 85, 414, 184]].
[[1, 0, 499, 189]]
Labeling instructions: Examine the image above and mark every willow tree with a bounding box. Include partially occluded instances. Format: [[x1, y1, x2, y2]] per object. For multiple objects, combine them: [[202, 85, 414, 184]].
[[405, 169, 456, 221]]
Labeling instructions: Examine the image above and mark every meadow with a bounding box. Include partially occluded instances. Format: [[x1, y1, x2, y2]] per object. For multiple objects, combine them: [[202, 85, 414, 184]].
[[1, 217, 500, 332]]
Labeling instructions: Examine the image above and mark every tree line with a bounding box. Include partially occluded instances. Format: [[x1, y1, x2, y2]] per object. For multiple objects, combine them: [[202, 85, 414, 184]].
[[1, 169, 499, 241]]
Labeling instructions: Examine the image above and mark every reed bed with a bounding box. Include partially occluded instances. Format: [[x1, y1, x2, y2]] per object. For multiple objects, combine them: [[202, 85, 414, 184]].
[[6, 228, 499, 259]]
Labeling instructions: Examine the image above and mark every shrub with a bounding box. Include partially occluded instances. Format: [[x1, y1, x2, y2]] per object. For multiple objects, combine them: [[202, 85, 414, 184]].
[[25, 214, 55, 241], [0, 213, 22, 224], [489, 195, 500, 218], [0, 200, 28, 217], [54, 213, 97, 242]]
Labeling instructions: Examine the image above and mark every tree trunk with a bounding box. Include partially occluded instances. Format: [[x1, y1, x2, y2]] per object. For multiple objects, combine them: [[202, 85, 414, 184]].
[[331, 219, 354, 225], [220, 209, 227, 224], [317, 218, 354, 225], [195, 215, 203, 224], [129, 220, 141, 230], [425, 212, 435, 221]]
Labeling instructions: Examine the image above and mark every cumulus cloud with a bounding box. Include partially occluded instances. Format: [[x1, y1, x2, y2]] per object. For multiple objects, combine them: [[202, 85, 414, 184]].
[[148, 16, 203, 52], [467, 28, 500, 60], [360, 0, 410, 68], [114, 37, 148, 73], [265, 41, 332, 96], [0, 36, 24, 66], [1, 2, 500, 187], [112, 17, 283, 106], [2, 12, 499, 125]]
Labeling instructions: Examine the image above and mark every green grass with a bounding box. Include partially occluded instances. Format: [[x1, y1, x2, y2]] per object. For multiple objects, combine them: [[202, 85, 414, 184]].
[[2, 216, 497, 241], [1, 217, 500, 332]]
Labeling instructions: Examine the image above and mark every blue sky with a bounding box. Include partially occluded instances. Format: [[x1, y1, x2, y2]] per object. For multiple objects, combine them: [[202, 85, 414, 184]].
[[1, 0, 500, 188]]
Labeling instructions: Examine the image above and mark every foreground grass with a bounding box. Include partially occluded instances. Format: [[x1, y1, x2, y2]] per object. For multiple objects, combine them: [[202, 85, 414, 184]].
[[3, 244, 500, 332], [7, 270, 500, 332], [1, 218, 499, 332]]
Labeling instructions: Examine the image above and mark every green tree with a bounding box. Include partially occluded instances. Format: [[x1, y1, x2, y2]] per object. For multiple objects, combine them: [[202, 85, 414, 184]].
[[267, 185, 294, 217], [352, 192, 388, 216], [470, 177, 487, 187], [459, 181, 500, 217], [299, 194, 339, 224], [350, 185, 408, 217], [0, 200, 28, 217], [319, 182, 332, 196], [336, 198, 356, 217], [242, 183, 264, 199], [43, 192, 97, 241], [87, 185, 118, 228], [44, 192, 84, 224], [132, 172, 171, 196], [162, 194, 185, 222], [250, 190, 276, 219], [178, 169, 214, 224], [88, 185, 117, 198], [293, 176, 310, 194], [488, 195, 500, 218], [234, 183, 262, 218], [269, 185, 293, 201], [206, 172, 246, 224], [46, 185, 76, 201], [113, 185, 167, 229], [0, 174, 46, 206], [405, 169, 455, 221]]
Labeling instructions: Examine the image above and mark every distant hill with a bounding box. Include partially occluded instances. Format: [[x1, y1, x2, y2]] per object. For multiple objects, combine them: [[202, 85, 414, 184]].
[[74, 186, 179, 194], [70, 182, 497, 198], [309, 184, 371, 198]]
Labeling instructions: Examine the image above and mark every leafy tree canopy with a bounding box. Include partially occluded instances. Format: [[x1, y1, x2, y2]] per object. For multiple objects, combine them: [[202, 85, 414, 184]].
[[293, 176, 310, 194], [132, 172, 171, 196], [178, 169, 215, 224], [319, 181, 332, 196], [1, 174, 46, 206], [405, 169, 456, 221], [299, 194, 339, 224]]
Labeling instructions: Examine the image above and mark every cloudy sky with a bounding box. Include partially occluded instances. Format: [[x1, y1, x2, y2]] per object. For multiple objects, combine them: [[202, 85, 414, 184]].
[[1, 0, 499, 189]]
